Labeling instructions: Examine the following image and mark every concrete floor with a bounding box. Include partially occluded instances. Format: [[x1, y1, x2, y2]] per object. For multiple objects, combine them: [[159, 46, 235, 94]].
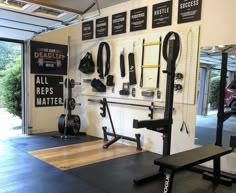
[[195, 113, 236, 147], [0, 108, 22, 139], [1, 134, 236, 193]]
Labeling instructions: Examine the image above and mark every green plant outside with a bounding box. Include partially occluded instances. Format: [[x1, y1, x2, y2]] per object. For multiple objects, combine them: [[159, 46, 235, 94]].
[[208, 76, 220, 109], [0, 58, 21, 118]]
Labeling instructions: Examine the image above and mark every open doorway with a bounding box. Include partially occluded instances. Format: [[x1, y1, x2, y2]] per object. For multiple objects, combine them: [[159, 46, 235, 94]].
[[0, 39, 24, 138], [195, 45, 236, 148]]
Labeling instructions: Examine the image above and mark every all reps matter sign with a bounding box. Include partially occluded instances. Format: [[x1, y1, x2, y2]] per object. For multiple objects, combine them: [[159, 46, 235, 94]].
[[35, 75, 63, 107]]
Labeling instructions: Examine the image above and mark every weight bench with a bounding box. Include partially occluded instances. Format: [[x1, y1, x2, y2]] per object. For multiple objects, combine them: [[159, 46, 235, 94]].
[[154, 144, 234, 193]]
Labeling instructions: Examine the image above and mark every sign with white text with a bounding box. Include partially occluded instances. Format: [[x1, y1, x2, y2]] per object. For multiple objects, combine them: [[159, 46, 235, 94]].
[[96, 17, 109, 38], [112, 12, 127, 35], [35, 75, 63, 107], [82, 20, 94, 40], [130, 7, 147, 32], [30, 41, 67, 75], [178, 0, 202, 23], [152, 1, 172, 28]]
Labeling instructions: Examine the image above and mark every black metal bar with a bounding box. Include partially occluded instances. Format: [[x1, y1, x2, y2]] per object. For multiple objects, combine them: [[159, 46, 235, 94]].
[[83, 2, 96, 14], [102, 126, 109, 141], [156, 36, 162, 88], [213, 52, 228, 179], [163, 169, 175, 193], [0, 37, 24, 43], [88, 98, 165, 109], [140, 39, 145, 87], [216, 52, 228, 146], [133, 119, 169, 130], [162, 39, 176, 156], [0, 18, 48, 28], [0, 8, 62, 22], [102, 130, 142, 150], [104, 131, 138, 143], [104, 98, 117, 138], [135, 134, 142, 150], [103, 136, 121, 149], [0, 25, 37, 33]]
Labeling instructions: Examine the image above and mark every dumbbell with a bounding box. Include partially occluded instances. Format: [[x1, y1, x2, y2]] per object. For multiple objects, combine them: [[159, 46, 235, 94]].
[[38, 58, 62, 68]]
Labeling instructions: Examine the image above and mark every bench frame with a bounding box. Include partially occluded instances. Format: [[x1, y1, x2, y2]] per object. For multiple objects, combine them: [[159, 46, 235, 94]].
[[155, 144, 234, 193]]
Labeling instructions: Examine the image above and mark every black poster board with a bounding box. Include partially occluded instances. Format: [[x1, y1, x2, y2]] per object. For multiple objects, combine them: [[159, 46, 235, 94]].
[[112, 12, 127, 35], [152, 1, 172, 28], [130, 6, 147, 32], [96, 17, 109, 38], [82, 20, 94, 40], [35, 75, 63, 107], [178, 0, 202, 24], [30, 41, 67, 75]]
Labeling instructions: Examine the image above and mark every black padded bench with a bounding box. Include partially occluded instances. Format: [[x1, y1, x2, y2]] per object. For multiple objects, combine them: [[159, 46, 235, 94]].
[[154, 144, 234, 193]]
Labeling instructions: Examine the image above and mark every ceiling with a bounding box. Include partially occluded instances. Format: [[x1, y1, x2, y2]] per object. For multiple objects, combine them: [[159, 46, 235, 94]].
[[0, 0, 130, 41], [200, 45, 236, 72]]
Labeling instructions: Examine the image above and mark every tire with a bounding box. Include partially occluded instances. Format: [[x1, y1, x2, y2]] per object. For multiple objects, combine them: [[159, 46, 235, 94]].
[[230, 100, 236, 111]]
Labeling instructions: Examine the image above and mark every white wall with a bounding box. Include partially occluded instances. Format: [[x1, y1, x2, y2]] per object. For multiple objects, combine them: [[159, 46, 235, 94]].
[[29, 0, 236, 173]]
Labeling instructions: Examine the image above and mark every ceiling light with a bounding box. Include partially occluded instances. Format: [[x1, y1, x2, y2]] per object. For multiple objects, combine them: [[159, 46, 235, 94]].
[[0, 0, 30, 10]]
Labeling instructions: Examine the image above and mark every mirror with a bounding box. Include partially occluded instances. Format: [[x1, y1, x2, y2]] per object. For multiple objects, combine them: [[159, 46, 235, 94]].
[[195, 45, 236, 149]]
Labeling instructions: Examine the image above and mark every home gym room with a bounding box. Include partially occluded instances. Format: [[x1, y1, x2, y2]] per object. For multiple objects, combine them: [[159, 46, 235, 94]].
[[0, 0, 236, 193]]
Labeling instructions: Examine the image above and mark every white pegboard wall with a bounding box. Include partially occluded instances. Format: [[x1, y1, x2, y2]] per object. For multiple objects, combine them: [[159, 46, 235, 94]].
[[77, 25, 200, 105]]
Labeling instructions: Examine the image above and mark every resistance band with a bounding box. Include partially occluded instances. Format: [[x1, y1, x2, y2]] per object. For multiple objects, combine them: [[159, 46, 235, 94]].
[[97, 42, 110, 79]]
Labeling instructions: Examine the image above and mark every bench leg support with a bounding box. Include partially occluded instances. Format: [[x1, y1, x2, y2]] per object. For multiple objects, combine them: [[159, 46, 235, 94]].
[[163, 169, 175, 193], [203, 172, 232, 186]]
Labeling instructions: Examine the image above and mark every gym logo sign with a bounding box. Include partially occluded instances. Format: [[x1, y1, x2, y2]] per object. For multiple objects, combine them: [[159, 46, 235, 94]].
[[30, 41, 68, 75], [35, 75, 63, 107], [164, 173, 170, 193]]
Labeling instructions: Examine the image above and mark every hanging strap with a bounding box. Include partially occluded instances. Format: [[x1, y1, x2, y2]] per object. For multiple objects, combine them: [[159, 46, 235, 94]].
[[97, 42, 110, 79], [163, 31, 181, 62]]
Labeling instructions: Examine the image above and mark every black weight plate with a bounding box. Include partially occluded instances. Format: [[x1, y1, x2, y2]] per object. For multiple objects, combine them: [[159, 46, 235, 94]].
[[58, 114, 65, 134]]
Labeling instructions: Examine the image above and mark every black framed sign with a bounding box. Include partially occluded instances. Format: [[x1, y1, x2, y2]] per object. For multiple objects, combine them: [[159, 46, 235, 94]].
[[152, 1, 172, 28], [35, 75, 63, 107], [96, 17, 109, 38], [82, 20, 94, 40], [30, 41, 67, 75], [130, 6, 147, 32], [178, 0, 202, 24], [112, 12, 127, 35]]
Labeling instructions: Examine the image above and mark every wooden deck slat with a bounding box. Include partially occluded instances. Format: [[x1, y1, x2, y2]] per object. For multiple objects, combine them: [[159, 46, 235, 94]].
[[29, 140, 142, 170]]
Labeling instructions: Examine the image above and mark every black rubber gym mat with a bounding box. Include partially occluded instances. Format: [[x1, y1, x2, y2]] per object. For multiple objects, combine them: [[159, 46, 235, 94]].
[[66, 151, 236, 193], [1, 132, 100, 152], [0, 141, 106, 193]]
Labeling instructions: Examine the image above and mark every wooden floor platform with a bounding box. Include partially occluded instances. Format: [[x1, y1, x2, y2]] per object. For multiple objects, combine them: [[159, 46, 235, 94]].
[[29, 140, 141, 170]]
